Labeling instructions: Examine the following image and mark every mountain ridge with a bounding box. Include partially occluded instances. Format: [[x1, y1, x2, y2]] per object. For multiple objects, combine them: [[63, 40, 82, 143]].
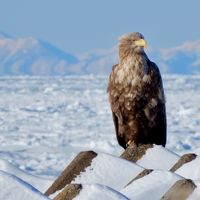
[[0, 32, 200, 75]]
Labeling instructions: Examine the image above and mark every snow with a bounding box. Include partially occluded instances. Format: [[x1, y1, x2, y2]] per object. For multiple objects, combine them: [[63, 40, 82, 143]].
[[0, 158, 52, 192], [0, 75, 200, 199], [136, 145, 180, 170], [74, 184, 129, 200], [0, 76, 122, 177], [121, 170, 183, 200], [165, 75, 200, 154], [175, 157, 200, 180], [188, 181, 200, 200], [73, 153, 143, 190], [0, 170, 50, 200]]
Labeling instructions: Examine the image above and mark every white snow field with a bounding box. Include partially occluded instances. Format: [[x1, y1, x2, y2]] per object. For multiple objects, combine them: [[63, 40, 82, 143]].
[[0, 75, 200, 199]]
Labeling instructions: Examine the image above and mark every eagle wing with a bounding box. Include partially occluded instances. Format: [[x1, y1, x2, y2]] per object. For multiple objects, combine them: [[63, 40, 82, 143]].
[[146, 61, 167, 146], [108, 64, 126, 148], [112, 111, 127, 148]]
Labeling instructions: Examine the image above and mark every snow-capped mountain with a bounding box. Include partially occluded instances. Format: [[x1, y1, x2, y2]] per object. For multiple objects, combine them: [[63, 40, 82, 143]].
[[0, 32, 200, 75], [0, 31, 12, 39], [0, 33, 78, 75], [76, 41, 200, 75], [158, 41, 200, 74]]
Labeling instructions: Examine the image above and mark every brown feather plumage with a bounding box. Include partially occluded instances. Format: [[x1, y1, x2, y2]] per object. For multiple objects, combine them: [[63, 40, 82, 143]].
[[107, 32, 166, 149]]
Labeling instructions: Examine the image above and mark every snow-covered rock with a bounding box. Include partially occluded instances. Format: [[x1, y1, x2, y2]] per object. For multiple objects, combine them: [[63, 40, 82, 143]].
[[47, 145, 200, 200], [74, 184, 129, 200], [0, 170, 50, 200], [121, 170, 183, 200], [175, 156, 200, 180], [136, 145, 180, 170], [0, 159, 52, 192], [1, 144, 200, 200], [46, 151, 144, 197], [72, 153, 143, 190]]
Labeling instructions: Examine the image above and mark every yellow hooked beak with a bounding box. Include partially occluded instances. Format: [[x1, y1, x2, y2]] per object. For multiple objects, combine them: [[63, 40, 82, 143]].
[[134, 39, 147, 48]]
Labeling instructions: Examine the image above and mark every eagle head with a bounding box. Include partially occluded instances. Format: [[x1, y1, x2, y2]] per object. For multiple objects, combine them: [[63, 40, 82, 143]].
[[119, 32, 147, 55]]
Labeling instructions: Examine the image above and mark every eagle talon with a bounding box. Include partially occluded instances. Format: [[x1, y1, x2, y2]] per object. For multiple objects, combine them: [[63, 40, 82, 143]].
[[126, 140, 133, 147]]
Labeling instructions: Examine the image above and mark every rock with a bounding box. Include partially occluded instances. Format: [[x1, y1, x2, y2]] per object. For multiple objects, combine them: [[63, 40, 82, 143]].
[[170, 153, 197, 172], [45, 151, 97, 196], [125, 169, 153, 187], [161, 179, 196, 200], [120, 143, 153, 162], [53, 184, 82, 200]]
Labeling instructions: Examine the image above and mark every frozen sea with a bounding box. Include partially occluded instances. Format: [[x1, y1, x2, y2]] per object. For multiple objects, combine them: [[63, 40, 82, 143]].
[[0, 75, 200, 179]]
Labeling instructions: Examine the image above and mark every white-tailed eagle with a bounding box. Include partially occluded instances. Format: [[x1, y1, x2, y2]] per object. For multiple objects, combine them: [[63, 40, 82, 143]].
[[107, 32, 166, 149]]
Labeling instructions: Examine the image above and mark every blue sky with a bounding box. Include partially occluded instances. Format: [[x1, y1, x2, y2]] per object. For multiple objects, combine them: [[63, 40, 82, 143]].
[[0, 0, 200, 54]]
